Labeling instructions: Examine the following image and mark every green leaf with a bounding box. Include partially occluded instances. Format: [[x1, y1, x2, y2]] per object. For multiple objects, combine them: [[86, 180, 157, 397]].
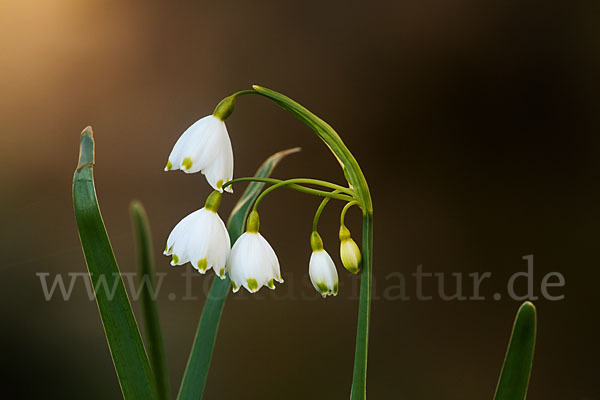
[[130, 201, 171, 400], [494, 301, 537, 400], [177, 147, 300, 400], [73, 127, 157, 400]]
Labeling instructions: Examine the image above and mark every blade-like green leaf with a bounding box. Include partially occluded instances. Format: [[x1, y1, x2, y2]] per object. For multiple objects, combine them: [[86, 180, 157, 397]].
[[130, 201, 171, 400], [494, 301, 537, 400], [73, 127, 157, 399], [177, 147, 300, 400]]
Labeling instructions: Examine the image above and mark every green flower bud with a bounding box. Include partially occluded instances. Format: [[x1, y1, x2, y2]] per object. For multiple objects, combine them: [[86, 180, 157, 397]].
[[212, 95, 236, 121], [246, 210, 260, 233], [339, 225, 361, 274], [310, 231, 324, 251], [204, 190, 222, 213]]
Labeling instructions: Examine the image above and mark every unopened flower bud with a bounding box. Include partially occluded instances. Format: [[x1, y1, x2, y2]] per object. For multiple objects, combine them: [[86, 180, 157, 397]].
[[339, 225, 361, 274]]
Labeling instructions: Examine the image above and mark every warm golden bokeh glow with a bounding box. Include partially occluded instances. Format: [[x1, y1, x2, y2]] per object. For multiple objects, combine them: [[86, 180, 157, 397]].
[[0, 1, 597, 399]]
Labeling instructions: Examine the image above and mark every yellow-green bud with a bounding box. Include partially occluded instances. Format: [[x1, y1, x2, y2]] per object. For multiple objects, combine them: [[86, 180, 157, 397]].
[[204, 190, 222, 213], [246, 210, 260, 233], [212, 95, 236, 121], [310, 231, 324, 251], [339, 225, 361, 274]]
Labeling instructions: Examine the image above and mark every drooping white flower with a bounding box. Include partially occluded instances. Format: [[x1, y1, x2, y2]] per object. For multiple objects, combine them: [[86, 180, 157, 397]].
[[164, 115, 234, 193], [308, 231, 338, 297], [227, 211, 283, 293], [164, 191, 230, 278], [339, 225, 361, 274], [309, 250, 339, 298]]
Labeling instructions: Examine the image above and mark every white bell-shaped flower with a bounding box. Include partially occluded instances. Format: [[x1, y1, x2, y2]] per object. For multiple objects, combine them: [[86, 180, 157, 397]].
[[308, 232, 339, 297], [227, 211, 283, 293], [309, 251, 339, 297], [164, 191, 230, 278], [164, 115, 234, 193]]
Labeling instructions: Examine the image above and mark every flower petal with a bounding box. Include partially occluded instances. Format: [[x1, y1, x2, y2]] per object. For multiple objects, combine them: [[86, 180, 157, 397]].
[[201, 124, 234, 192], [309, 250, 339, 297]]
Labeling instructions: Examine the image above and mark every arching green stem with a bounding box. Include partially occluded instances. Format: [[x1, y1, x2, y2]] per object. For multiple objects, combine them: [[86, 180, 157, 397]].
[[252, 178, 352, 211], [341, 201, 359, 226], [223, 177, 354, 202], [218, 86, 371, 211], [231, 90, 256, 97], [213, 90, 257, 120], [312, 191, 340, 232], [250, 85, 372, 213]]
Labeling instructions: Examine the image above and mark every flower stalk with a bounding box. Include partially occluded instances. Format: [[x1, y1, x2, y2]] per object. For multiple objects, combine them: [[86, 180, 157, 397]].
[[223, 176, 355, 201], [244, 86, 373, 399], [312, 191, 339, 232], [351, 212, 373, 399]]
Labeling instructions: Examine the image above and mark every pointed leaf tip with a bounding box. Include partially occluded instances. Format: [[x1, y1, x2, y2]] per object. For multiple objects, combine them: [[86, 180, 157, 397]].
[[273, 147, 301, 158], [81, 125, 94, 136], [521, 301, 536, 311], [129, 200, 145, 216], [77, 127, 95, 171], [493, 301, 537, 400]]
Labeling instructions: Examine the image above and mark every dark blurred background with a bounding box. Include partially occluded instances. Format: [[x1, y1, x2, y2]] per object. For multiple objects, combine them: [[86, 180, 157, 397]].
[[1, 0, 598, 398]]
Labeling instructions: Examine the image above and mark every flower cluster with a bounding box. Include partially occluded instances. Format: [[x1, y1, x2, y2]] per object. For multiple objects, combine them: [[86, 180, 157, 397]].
[[163, 97, 362, 296]]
